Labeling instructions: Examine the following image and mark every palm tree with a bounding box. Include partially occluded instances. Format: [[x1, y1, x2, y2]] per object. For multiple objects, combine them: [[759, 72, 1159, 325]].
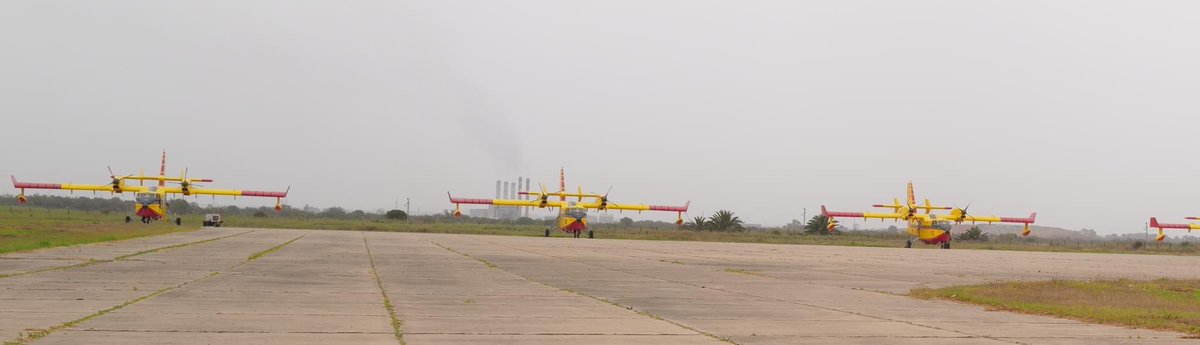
[[707, 210, 744, 232], [804, 215, 839, 235], [684, 216, 707, 231]]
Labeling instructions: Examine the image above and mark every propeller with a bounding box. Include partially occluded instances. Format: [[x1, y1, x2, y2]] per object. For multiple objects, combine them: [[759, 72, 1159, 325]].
[[954, 202, 972, 223], [594, 185, 619, 211], [104, 166, 133, 192], [537, 183, 550, 207]]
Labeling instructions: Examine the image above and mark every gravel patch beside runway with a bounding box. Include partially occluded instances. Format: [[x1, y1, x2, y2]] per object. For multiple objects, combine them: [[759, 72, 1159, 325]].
[[3, 229, 1198, 344]]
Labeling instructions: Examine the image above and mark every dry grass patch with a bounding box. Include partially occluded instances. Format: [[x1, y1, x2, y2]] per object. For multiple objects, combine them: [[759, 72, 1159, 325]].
[[912, 279, 1200, 337]]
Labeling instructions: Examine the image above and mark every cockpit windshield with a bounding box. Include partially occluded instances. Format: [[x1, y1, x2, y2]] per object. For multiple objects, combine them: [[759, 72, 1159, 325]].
[[135, 193, 161, 205], [931, 221, 952, 231]]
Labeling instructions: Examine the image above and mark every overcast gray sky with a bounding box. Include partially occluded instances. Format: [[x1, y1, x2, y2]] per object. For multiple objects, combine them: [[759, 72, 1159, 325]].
[[2, 1, 1198, 234]]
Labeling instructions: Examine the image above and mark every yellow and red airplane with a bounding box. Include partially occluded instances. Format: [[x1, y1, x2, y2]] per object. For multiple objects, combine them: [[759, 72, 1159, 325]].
[[11, 151, 289, 225], [822, 182, 1036, 249], [1148, 217, 1199, 242], [448, 169, 689, 238]]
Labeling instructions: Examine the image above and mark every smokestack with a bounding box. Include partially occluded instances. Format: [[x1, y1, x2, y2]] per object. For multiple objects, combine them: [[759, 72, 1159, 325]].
[[494, 180, 501, 219]]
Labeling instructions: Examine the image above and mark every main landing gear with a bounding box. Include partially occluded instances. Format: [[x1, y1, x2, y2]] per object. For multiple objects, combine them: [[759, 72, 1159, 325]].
[[545, 229, 595, 239], [905, 240, 912, 248], [125, 216, 132, 223], [941, 242, 951, 249]]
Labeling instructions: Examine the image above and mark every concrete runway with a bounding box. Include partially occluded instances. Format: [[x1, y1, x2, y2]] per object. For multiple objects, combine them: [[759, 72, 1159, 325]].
[[2, 228, 1199, 344]]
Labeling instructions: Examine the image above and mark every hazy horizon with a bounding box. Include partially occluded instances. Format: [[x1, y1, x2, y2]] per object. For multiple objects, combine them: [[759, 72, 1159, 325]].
[[3, 1, 1198, 234]]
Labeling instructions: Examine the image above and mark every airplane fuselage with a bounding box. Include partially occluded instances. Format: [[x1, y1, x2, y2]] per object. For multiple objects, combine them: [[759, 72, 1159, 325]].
[[557, 202, 589, 233], [906, 217, 952, 245]]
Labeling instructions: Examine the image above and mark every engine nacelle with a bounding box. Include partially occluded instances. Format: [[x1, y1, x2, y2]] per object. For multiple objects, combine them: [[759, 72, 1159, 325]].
[[1022, 224, 1031, 237], [16, 194, 27, 204], [453, 205, 462, 219], [1156, 229, 1166, 242]]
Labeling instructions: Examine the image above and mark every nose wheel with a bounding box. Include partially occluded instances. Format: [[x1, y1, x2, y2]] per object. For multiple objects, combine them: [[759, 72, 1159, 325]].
[[904, 240, 912, 248], [544, 229, 550, 237]]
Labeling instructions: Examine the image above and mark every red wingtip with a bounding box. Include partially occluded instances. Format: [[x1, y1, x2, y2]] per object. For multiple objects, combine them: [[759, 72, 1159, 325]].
[[683, 201, 690, 211], [10, 175, 16, 187], [820, 205, 829, 216], [1150, 217, 1160, 228], [1029, 212, 1037, 222]]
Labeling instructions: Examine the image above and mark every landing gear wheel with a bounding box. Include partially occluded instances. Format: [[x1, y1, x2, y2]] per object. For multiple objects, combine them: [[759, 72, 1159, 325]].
[[573, 231, 580, 238], [587, 230, 594, 239], [905, 240, 912, 248], [544, 229, 550, 237], [125, 216, 132, 223], [175, 218, 182, 226], [942, 242, 951, 249]]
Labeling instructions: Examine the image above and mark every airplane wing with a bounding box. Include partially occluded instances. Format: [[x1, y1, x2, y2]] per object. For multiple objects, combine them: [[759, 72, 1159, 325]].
[[582, 201, 689, 212], [12, 175, 148, 194], [448, 193, 561, 208], [821, 205, 904, 220], [1149, 217, 1200, 231], [936, 213, 1037, 225], [163, 186, 288, 198], [1149, 217, 1198, 241]]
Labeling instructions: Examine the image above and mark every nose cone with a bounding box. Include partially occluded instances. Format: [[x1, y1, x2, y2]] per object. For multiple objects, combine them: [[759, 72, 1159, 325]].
[[453, 210, 462, 218], [274, 204, 283, 212], [16, 195, 27, 204]]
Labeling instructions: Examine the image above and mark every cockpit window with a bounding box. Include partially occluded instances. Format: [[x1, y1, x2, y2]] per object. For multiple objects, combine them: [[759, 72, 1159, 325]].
[[931, 221, 952, 231], [136, 193, 161, 204]]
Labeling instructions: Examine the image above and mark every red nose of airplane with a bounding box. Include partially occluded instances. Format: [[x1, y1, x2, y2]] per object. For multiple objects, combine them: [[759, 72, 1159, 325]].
[[17, 195, 27, 204], [274, 205, 283, 212], [453, 210, 462, 218]]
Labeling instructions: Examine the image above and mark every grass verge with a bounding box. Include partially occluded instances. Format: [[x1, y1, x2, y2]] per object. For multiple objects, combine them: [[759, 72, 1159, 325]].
[[911, 279, 1200, 337], [0, 208, 196, 254]]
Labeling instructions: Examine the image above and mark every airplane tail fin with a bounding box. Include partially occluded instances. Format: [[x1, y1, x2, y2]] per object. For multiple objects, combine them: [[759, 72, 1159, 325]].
[[906, 181, 916, 207], [158, 150, 167, 187]]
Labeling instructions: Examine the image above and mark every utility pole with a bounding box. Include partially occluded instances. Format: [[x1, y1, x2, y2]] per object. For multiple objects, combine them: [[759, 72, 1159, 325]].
[[406, 198, 411, 223]]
